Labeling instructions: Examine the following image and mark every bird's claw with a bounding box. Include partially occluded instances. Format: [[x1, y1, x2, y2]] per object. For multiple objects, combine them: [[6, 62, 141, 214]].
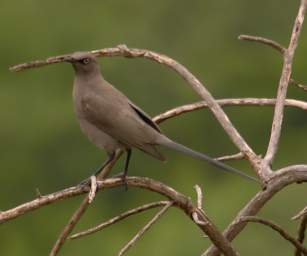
[[112, 172, 128, 191]]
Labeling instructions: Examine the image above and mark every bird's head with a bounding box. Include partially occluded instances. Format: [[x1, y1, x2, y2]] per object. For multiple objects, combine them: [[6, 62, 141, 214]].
[[65, 52, 99, 74]]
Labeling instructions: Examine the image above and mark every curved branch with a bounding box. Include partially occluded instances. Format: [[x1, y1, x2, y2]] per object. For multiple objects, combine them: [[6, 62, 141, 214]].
[[237, 216, 307, 255], [203, 165, 307, 256], [0, 176, 238, 256], [10, 45, 258, 169], [153, 98, 307, 124], [238, 35, 286, 54]]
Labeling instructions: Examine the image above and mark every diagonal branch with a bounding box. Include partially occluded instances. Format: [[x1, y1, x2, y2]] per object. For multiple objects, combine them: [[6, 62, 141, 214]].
[[10, 46, 259, 170], [264, 0, 307, 167], [70, 201, 170, 240], [295, 214, 307, 256], [117, 202, 173, 256]]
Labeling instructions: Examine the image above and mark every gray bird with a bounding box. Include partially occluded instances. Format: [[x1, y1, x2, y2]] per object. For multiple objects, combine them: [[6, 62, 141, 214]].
[[66, 51, 257, 183]]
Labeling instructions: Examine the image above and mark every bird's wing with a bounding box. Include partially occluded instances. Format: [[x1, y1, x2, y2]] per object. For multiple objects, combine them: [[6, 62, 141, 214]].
[[127, 101, 161, 133]]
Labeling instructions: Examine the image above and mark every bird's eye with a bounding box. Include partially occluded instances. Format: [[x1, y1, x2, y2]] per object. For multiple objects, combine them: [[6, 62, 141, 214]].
[[81, 58, 90, 65]]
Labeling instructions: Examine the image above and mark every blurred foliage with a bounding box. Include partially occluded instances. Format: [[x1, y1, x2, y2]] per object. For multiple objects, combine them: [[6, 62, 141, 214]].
[[0, 0, 307, 255]]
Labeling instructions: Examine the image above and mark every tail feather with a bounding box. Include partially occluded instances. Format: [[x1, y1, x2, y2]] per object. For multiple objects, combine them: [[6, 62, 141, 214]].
[[158, 136, 258, 183]]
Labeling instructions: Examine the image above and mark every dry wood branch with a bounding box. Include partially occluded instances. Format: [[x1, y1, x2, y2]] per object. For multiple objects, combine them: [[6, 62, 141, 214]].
[[117, 202, 173, 256], [70, 201, 170, 240], [237, 216, 307, 255], [295, 215, 307, 256], [203, 165, 307, 256], [238, 34, 286, 54], [153, 98, 307, 124], [264, 0, 307, 167], [10, 46, 258, 170]]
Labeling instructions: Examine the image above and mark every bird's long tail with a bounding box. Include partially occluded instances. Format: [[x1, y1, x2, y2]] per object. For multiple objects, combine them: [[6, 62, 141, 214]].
[[158, 136, 258, 183]]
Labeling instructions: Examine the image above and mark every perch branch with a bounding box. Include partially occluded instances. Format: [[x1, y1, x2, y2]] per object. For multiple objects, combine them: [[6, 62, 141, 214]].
[[10, 46, 259, 170], [237, 216, 307, 255], [118, 202, 173, 256], [0, 176, 239, 256], [70, 201, 170, 240]]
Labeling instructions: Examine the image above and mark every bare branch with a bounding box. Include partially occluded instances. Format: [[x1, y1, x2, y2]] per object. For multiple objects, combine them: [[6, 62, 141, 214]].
[[295, 215, 307, 256], [118, 202, 173, 256], [1, 176, 239, 256], [153, 98, 307, 124], [70, 201, 170, 240], [264, 0, 307, 167], [238, 34, 286, 54], [237, 216, 307, 255], [10, 46, 258, 169]]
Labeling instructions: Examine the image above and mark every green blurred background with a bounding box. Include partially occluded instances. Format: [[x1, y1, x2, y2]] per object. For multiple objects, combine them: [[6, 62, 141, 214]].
[[1, 0, 306, 255]]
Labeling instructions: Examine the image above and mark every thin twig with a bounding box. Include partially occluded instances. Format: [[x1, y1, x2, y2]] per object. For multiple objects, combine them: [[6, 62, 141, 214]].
[[70, 201, 170, 240], [117, 202, 173, 256], [293, 206, 307, 220], [264, 0, 307, 167], [295, 215, 307, 256], [237, 216, 307, 255], [291, 78, 307, 92], [238, 34, 286, 54], [215, 152, 245, 162]]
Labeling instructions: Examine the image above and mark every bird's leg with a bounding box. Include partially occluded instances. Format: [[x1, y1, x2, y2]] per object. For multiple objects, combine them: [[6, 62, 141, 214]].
[[79, 151, 116, 186], [123, 149, 132, 189], [112, 149, 132, 190]]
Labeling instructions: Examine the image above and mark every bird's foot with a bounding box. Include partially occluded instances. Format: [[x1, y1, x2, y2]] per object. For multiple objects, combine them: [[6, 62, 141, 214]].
[[112, 172, 128, 191]]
